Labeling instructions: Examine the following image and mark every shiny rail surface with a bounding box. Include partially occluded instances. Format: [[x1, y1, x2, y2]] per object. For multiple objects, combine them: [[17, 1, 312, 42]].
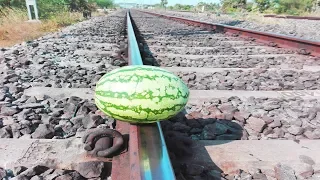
[[113, 11, 176, 180], [127, 11, 143, 65]]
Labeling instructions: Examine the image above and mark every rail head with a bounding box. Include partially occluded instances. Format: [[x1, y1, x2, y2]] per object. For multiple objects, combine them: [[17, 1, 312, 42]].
[[111, 10, 176, 180], [127, 11, 143, 66]]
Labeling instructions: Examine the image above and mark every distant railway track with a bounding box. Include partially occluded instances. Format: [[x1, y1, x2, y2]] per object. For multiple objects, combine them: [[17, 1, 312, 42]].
[[156, 10, 320, 21], [140, 10, 320, 57], [263, 14, 320, 20], [0, 9, 320, 180]]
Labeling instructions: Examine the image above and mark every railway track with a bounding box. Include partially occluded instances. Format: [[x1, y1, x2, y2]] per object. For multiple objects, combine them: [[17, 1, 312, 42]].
[[148, 9, 320, 42], [263, 15, 320, 20], [0, 9, 320, 180], [127, 10, 320, 180]]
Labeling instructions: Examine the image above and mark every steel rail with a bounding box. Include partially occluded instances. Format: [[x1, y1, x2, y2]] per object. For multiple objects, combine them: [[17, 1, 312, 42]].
[[138, 10, 320, 57], [111, 10, 176, 180]]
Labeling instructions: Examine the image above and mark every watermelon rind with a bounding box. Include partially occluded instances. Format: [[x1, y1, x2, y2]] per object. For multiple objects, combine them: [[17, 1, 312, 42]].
[[94, 65, 189, 123]]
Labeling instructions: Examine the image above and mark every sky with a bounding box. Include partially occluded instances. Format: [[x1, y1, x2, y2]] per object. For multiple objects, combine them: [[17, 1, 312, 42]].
[[114, 0, 221, 6]]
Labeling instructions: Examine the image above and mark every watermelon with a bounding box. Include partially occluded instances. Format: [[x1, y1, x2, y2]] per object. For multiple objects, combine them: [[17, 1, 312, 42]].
[[94, 65, 189, 123]]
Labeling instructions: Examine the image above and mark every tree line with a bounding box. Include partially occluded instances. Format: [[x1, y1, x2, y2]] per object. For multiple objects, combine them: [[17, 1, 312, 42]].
[[0, 0, 114, 19], [222, 0, 318, 15], [156, 0, 319, 15]]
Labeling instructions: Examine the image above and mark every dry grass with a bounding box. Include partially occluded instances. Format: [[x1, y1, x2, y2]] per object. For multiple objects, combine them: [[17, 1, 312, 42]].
[[303, 11, 320, 17], [0, 8, 84, 47], [92, 10, 108, 17], [243, 11, 320, 26], [40, 12, 84, 32], [241, 13, 282, 25]]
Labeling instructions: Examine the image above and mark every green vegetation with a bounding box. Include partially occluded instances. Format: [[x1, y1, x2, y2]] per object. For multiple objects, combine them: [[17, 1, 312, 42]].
[[233, 0, 317, 15], [158, 0, 318, 16], [253, 0, 271, 12], [160, 0, 168, 8], [270, 0, 317, 15], [0, 0, 114, 19], [197, 2, 220, 11], [221, 0, 246, 12], [165, 2, 220, 12], [167, 4, 193, 11], [95, 0, 114, 9]]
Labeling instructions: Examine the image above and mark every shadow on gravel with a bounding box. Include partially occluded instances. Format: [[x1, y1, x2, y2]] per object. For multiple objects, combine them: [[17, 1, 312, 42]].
[[110, 14, 129, 67], [222, 20, 244, 27], [164, 30, 216, 36], [161, 111, 243, 180], [129, 14, 160, 66]]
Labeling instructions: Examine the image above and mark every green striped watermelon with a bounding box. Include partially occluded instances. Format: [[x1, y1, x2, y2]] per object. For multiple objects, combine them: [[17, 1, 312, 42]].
[[94, 65, 189, 123]]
